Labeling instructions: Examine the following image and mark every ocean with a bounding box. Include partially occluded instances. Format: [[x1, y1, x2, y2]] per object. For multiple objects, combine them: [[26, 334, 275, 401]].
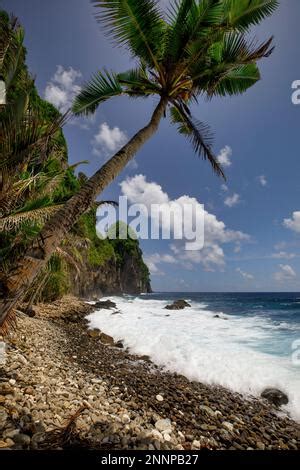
[[87, 292, 300, 422]]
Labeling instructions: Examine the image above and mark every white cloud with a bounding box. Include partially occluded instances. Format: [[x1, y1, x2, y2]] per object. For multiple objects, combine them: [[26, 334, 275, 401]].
[[258, 175, 267, 187], [221, 184, 228, 192], [126, 159, 138, 171], [234, 243, 242, 253], [121, 175, 168, 207], [120, 175, 249, 271], [161, 254, 177, 264], [271, 251, 296, 260], [144, 253, 177, 276], [224, 193, 240, 208], [274, 264, 296, 283], [217, 146, 232, 168], [45, 65, 82, 113], [143, 255, 164, 276], [274, 241, 288, 251], [283, 211, 300, 234], [92, 122, 127, 157], [170, 242, 226, 271], [236, 268, 254, 280]]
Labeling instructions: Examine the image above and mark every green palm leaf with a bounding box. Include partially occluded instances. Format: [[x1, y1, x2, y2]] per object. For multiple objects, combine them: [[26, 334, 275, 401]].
[[216, 33, 274, 63], [206, 63, 260, 96], [0, 109, 68, 169], [223, 0, 279, 30], [72, 69, 123, 115], [0, 13, 25, 91], [164, 0, 197, 62], [170, 104, 225, 179], [164, 0, 225, 65], [117, 66, 161, 96], [91, 0, 165, 69]]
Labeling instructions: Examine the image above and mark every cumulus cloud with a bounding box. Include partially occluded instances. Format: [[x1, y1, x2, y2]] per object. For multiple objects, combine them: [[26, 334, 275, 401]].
[[236, 268, 254, 280], [45, 65, 82, 113], [144, 253, 177, 276], [258, 175, 267, 187], [217, 146, 232, 168], [274, 264, 296, 283], [92, 123, 127, 157], [170, 242, 226, 271], [224, 193, 240, 208], [283, 211, 300, 234], [120, 175, 249, 271]]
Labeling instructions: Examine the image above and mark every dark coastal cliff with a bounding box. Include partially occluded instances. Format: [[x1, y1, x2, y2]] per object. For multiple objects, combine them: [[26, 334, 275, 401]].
[[67, 214, 152, 298], [71, 248, 152, 298]]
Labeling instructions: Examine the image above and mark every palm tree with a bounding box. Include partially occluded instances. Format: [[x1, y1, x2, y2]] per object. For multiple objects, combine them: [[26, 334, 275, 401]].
[[0, 0, 278, 329]]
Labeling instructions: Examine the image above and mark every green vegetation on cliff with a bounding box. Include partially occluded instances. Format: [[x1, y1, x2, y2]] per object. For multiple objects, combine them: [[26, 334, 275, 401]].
[[0, 10, 150, 303]]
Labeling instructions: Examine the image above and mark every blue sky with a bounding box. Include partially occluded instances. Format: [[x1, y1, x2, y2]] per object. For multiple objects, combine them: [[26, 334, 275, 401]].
[[3, 0, 300, 292]]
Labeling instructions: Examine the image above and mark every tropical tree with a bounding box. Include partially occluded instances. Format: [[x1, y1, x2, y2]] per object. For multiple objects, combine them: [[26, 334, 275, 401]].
[[0, 11, 84, 327], [0, 0, 279, 329]]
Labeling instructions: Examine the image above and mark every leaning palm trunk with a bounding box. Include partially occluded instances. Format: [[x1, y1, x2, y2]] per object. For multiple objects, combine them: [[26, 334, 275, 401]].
[[0, 98, 166, 328], [0, 0, 279, 330]]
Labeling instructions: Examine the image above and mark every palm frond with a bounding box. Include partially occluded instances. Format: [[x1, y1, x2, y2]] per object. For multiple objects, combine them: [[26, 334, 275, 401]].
[[0, 173, 42, 217], [72, 69, 123, 115], [69, 160, 89, 171], [54, 247, 82, 277], [170, 104, 225, 179], [0, 109, 69, 169], [0, 13, 24, 90], [185, 32, 273, 95], [223, 0, 279, 31], [164, 0, 197, 62], [0, 13, 12, 69], [5, 26, 25, 89], [190, 31, 273, 96], [117, 66, 161, 96], [0, 204, 63, 233], [164, 0, 224, 63], [206, 63, 260, 96], [217, 32, 275, 63], [91, 0, 165, 70]]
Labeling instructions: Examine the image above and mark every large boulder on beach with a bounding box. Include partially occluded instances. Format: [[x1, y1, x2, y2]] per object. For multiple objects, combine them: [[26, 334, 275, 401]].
[[88, 328, 101, 338], [99, 332, 115, 346], [261, 388, 289, 407], [165, 300, 191, 310], [94, 300, 117, 309]]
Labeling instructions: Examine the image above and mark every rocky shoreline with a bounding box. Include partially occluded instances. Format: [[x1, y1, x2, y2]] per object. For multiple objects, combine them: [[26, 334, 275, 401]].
[[0, 296, 299, 451]]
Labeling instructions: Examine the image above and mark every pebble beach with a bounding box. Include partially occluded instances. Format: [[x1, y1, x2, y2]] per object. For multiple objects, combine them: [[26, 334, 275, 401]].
[[0, 297, 299, 451]]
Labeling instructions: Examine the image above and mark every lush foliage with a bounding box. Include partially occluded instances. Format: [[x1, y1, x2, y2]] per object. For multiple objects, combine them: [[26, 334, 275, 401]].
[[0, 10, 150, 302], [74, 210, 115, 267], [108, 222, 150, 284]]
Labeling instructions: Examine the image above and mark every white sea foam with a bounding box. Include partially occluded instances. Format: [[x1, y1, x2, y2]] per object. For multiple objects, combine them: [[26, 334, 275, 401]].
[[87, 296, 300, 421]]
